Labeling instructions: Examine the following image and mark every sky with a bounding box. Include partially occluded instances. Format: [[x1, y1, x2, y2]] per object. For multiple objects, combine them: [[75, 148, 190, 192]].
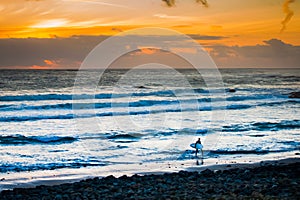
[[0, 0, 300, 69]]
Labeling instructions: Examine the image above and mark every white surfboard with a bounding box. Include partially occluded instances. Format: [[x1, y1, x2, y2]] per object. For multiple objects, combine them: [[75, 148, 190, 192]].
[[190, 143, 203, 149]]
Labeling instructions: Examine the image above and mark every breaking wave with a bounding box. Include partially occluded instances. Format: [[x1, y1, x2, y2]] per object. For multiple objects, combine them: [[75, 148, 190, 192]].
[[0, 135, 77, 145], [222, 120, 300, 132], [0, 161, 106, 173]]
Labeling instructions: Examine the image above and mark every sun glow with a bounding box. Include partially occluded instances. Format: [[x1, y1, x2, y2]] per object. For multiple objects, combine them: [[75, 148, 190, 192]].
[[30, 19, 69, 28]]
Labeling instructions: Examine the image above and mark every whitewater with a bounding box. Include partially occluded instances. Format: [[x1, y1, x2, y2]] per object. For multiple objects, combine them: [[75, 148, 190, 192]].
[[0, 68, 299, 190]]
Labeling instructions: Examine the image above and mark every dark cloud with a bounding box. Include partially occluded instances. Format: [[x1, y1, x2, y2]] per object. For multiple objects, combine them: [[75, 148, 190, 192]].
[[209, 39, 300, 68], [112, 27, 123, 32], [162, 0, 175, 7], [0, 34, 225, 68], [0, 36, 298, 68], [0, 35, 108, 67], [188, 34, 226, 40], [196, 0, 208, 7], [280, 0, 295, 33], [162, 0, 208, 7]]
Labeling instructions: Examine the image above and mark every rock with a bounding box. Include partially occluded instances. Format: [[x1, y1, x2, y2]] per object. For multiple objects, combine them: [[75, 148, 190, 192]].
[[201, 169, 214, 176], [1, 161, 300, 199], [135, 86, 149, 89], [290, 181, 298, 186], [54, 194, 63, 200], [227, 88, 236, 93], [288, 92, 300, 98], [279, 172, 288, 177], [271, 184, 277, 189], [62, 194, 70, 199], [113, 182, 118, 186]]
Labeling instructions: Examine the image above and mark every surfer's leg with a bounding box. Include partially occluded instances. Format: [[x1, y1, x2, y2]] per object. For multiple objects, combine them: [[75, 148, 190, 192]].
[[195, 148, 198, 156]]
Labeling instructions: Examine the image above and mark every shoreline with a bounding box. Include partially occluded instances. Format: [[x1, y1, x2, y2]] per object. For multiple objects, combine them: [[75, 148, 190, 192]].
[[1, 151, 298, 191], [1, 157, 299, 199], [1, 153, 298, 191]]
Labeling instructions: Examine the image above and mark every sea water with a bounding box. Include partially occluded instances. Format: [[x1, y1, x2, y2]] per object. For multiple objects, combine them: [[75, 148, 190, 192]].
[[0, 68, 299, 189]]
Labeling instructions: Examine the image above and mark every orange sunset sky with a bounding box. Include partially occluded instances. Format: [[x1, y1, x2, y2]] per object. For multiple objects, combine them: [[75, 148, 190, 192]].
[[0, 0, 300, 69]]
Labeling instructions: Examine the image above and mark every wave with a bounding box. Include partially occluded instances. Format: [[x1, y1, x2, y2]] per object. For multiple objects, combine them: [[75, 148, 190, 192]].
[[277, 140, 300, 147], [107, 134, 140, 143], [0, 161, 106, 173], [0, 96, 298, 122], [226, 94, 287, 102], [177, 147, 295, 160], [0, 100, 184, 111], [1, 94, 298, 113], [154, 128, 208, 137], [0, 103, 74, 111], [0, 88, 218, 102], [3, 99, 273, 112], [222, 120, 300, 132], [90, 129, 209, 141], [0, 109, 184, 122], [0, 103, 289, 122], [0, 87, 289, 103], [0, 135, 77, 145], [176, 143, 299, 160], [177, 149, 271, 161], [0, 114, 74, 122], [107, 134, 139, 140], [0, 90, 176, 102], [210, 149, 282, 155], [0, 105, 12, 109], [258, 100, 299, 107], [210, 145, 300, 155], [0, 94, 74, 102]]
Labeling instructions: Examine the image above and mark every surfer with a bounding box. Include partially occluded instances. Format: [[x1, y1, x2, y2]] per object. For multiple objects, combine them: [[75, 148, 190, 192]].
[[195, 138, 203, 158]]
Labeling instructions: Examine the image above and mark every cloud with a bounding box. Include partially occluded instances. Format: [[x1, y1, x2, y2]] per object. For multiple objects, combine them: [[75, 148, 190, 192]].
[[28, 59, 81, 69], [162, 0, 175, 7], [0, 35, 108, 68], [43, 59, 54, 65], [188, 34, 226, 40], [0, 34, 225, 68], [1, 36, 298, 69], [196, 0, 208, 7], [135, 47, 161, 55], [62, 0, 131, 9], [209, 39, 300, 68], [114, 48, 192, 68], [154, 14, 191, 20], [162, 0, 208, 7], [30, 59, 57, 69], [170, 47, 197, 54], [30, 19, 69, 28], [210, 25, 223, 31], [112, 27, 123, 32], [280, 0, 295, 33]]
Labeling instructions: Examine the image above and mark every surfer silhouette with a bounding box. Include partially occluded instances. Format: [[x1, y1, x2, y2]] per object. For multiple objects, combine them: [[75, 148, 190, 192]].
[[195, 138, 203, 158]]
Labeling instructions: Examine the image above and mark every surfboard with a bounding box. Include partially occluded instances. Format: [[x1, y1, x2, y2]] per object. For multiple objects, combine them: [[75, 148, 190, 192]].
[[190, 143, 203, 149]]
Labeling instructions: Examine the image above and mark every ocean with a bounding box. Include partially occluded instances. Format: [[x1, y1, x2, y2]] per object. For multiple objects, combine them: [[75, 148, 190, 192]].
[[0, 68, 299, 190]]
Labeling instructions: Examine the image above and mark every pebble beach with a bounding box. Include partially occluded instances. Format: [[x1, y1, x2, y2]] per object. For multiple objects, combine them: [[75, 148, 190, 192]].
[[1, 158, 299, 200]]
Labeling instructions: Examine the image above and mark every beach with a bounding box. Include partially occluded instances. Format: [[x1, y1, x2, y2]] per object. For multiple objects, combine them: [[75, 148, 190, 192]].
[[0, 69, 299, 198], [1, 157, 299, 199], [2, 0, 300, 199]]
